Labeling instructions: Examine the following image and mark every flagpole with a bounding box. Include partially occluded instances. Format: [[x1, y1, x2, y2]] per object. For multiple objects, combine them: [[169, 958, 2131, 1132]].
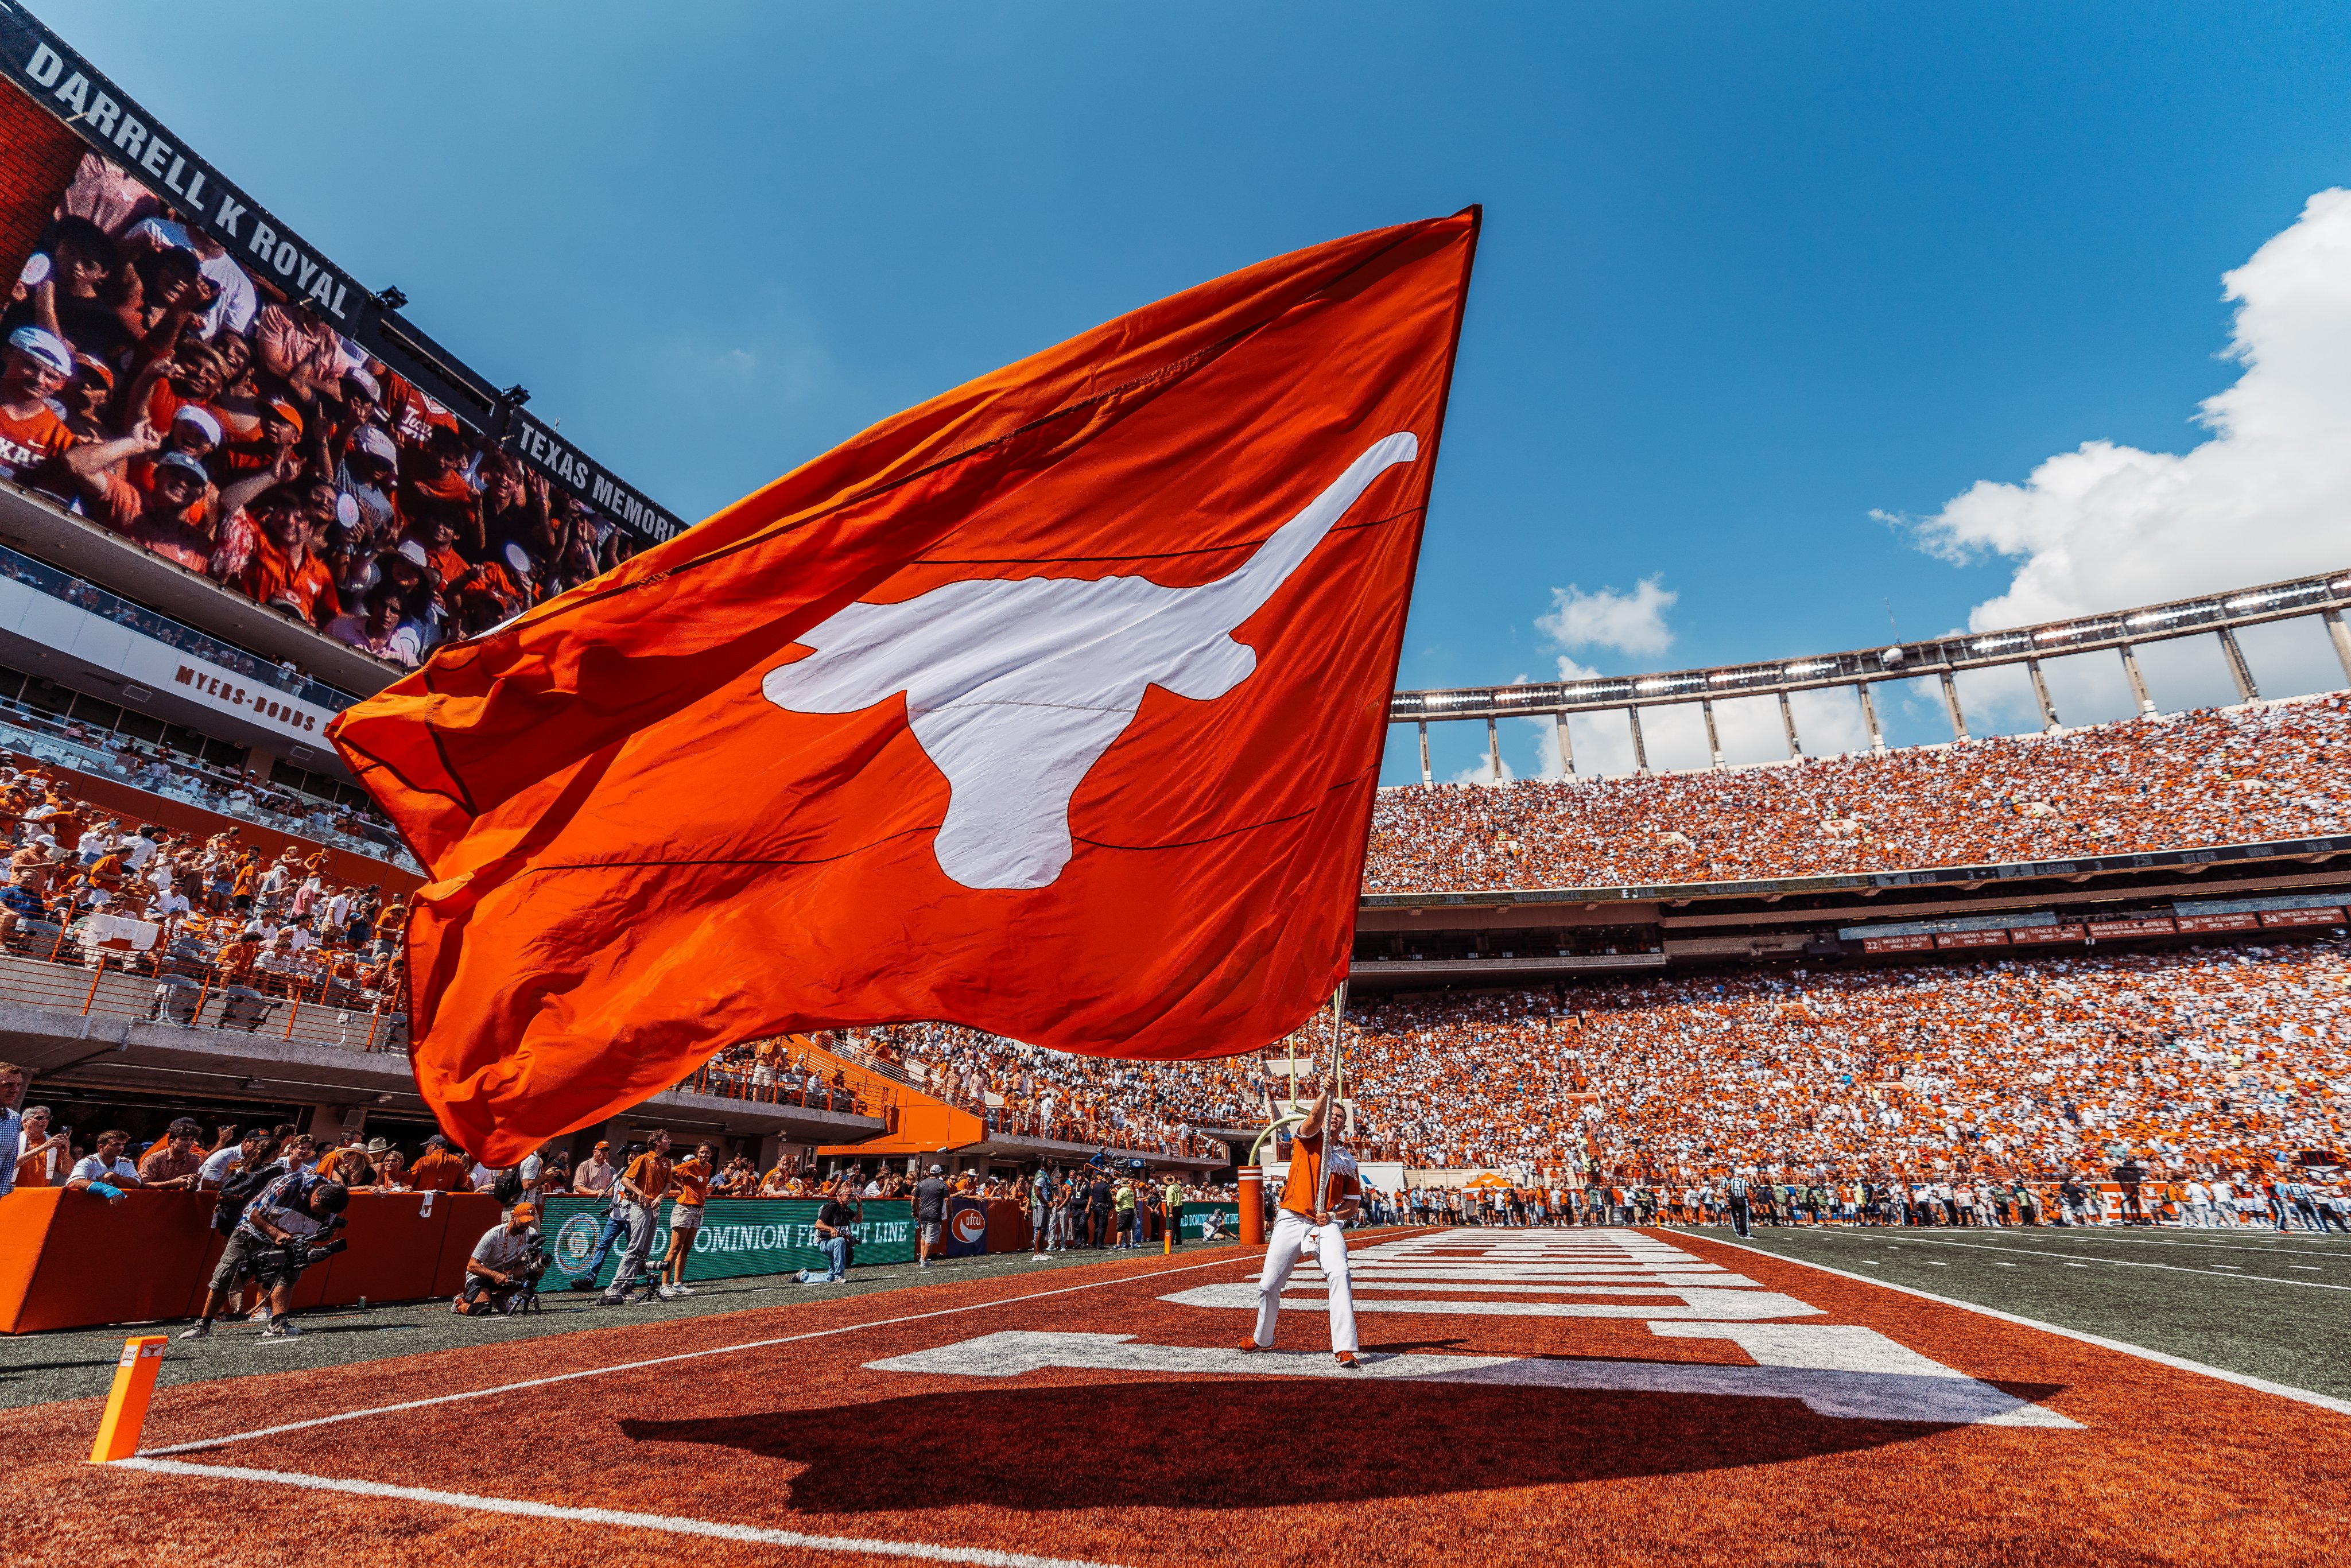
[[1322, 982, 1348, 1214]]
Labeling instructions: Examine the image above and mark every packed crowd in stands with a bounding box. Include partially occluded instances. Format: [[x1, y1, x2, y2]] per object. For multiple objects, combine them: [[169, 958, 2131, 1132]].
[[0, 153, 630, 667], [1363, 697, 2351, 892], [0, 758, 405, 1008], [1338, 939, 2350, 1196], [1375, 1167, 2348, 1231], [668, 929, 2351, 1206], [690, 1025, 1251, 1160]]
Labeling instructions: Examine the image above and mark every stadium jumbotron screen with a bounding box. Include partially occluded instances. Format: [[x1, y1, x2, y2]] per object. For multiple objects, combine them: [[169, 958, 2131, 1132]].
[[0, 2, 681, 666]]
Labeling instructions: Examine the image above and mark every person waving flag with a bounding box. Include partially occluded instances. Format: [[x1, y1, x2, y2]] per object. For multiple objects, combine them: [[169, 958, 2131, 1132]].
[[333, 210, 1481, 1163]]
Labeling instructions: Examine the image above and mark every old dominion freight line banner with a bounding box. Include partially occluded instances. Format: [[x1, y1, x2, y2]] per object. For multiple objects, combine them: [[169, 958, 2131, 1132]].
[[1177, 1202, 1240, 1241], [541, 1197, 915, 1288]]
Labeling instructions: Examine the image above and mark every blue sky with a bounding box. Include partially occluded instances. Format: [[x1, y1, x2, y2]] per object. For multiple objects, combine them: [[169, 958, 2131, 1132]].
[[45, 2, 2351, 778]]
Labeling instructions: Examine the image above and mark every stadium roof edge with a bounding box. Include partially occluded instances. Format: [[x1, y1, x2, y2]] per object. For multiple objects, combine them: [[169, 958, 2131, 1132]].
[[1390, 566, 2351, 722]]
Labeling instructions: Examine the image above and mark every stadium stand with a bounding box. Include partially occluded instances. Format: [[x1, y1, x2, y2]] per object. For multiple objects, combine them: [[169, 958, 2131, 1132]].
[[1338, 941, 2350, 1182], [1364, 696, 2351, 894], [827, 1024, 1243, 1159]]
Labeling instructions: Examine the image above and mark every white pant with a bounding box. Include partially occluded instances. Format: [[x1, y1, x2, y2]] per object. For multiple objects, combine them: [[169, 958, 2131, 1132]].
[[1254, 1209, 1357, 1353]]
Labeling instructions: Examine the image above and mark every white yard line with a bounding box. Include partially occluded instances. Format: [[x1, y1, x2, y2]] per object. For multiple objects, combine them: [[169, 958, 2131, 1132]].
[[138, 1251, 1266, 1458], [1696, 1233, 2351, 1418], [108, 1458, 1127, 1568]]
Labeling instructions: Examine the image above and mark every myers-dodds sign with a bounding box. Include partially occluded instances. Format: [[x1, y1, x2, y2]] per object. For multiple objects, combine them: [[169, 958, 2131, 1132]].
[[541, 1197, 914, 1288]]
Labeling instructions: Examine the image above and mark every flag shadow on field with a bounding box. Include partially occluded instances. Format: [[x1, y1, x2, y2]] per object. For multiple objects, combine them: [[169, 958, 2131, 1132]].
[[618, 1375, 2065, 1512]]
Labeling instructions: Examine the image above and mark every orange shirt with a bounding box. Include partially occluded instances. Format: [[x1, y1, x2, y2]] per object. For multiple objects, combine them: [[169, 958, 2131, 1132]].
[[622, 1151, 673, 1206], [669, 1156, 709, 1209], [1279, 1131, 1363, 1218], [0, 400, 77, 482], [408, 1148, 470, 1192], [237, 534, 343, 625]]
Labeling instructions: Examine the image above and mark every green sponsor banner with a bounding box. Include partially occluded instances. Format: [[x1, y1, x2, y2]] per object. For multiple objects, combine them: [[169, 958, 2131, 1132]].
[[1178, 1202, 1239, 1240], [542, 1196, 916, 1286]]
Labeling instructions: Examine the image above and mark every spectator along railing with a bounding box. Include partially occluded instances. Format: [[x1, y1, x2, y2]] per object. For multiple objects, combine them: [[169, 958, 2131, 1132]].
[[680, 1039, 899, 1121], [0, 539, 360, 711], [0, 917, 407, 1051], [0, 707, 419, 872]]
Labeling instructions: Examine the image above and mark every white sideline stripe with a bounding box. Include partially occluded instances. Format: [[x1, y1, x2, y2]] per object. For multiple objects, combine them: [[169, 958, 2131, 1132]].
[[138, 1251, 1270, 1458], [1822, 1233, 2351, 1291], [108, 1458, 1126, 1568], [1699, 1234, 2351, 1419]]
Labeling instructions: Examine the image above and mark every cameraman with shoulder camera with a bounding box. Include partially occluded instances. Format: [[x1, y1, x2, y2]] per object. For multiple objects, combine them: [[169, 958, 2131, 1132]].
[[454, 1202, 544, 1315], [180, 1167, 348, 1340]]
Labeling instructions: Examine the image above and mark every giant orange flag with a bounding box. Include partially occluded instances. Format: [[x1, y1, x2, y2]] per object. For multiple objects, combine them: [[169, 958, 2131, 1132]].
[[333, 209, 1480, 1162]]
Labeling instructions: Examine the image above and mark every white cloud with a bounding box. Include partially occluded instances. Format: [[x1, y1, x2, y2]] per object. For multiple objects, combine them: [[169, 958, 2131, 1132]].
[[1894, 188, 2351, 632], [1535, 575, 1678, 657]]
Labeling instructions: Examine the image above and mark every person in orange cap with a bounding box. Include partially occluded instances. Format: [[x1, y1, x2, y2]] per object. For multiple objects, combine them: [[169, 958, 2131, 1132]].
[[455, 1201, 542, 1315]]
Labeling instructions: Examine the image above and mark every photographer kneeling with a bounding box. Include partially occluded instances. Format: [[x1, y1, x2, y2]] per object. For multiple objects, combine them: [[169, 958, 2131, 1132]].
[[180, 1169, 349, 1341], [455, 1202, 545, 1316]]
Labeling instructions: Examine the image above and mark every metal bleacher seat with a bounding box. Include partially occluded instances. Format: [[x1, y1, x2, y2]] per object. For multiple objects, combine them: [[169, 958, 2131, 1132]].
[[213, 985, 275, 1033], [152, 972, 204, 1024]]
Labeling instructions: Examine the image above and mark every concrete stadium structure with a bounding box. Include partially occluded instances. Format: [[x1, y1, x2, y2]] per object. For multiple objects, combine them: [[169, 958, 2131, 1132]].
[[1391, 568, 2351, 780]]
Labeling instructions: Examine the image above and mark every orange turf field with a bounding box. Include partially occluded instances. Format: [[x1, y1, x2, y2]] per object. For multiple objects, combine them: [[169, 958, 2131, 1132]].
[[19, 1228, 2350, 1567]]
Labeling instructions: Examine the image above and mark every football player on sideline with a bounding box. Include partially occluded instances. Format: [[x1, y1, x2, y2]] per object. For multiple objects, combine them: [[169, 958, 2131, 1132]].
[[1242, 1086, 1363, 1367]]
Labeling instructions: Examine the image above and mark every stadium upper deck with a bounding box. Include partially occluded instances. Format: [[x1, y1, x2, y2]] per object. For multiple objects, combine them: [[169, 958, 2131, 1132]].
[[1365, 697, 2348, 895], [1352, 569, 2351, 992]]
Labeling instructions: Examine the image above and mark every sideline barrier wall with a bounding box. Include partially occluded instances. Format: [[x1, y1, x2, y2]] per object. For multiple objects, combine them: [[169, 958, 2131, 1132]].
[[0, 1188, 498, 1332], [982, 1197, 1029, 1255], [539, 1196, 918, 1288]]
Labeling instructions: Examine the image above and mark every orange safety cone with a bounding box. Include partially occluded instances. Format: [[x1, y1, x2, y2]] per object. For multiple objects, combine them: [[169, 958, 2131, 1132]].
[[89, 1336, 168, 1462]]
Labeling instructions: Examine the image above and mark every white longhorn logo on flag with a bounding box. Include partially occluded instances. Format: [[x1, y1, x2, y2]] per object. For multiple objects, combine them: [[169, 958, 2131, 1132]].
[[763, 432, 1418, 890]]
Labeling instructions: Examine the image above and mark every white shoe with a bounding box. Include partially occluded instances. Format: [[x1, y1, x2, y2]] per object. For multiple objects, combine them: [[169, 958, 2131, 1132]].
[[246, 1305, 271, 1322], [258, 1318, 302, 1339], [179, 1321, 212, 1340], [655, 1283, 681, 1300], [669, 1284, 696, 1296], [1033, 1253, 1049, 1261]]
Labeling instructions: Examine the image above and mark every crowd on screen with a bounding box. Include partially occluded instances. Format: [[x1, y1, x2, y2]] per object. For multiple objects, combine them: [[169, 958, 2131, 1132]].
[[0, 759, 404, 1004], [0, 153, 630, 667], [1364, 697, 2351, 893]]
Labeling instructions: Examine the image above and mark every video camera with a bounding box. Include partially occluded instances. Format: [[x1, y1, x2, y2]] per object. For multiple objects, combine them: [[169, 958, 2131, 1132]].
[[242, 1232, 348, 1282], [489, 1231, 550, 1317]]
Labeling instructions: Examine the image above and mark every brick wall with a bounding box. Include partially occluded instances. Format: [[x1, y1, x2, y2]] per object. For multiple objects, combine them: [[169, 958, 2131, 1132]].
[[0, 75, 87, 282]]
